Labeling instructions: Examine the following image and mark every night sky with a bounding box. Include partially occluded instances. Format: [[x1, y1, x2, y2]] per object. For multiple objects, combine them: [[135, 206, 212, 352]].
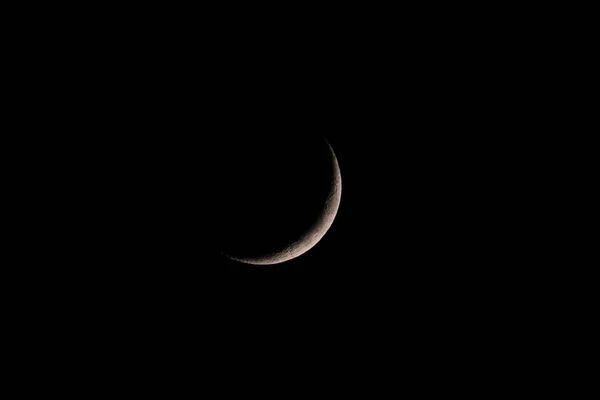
[[22, 11, 526, 377], [58, 79, 503, 323], [5, 4, 561, 391]]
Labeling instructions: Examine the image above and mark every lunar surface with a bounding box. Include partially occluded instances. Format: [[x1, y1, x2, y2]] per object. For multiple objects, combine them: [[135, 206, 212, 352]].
[[221, 138, 342, 265]]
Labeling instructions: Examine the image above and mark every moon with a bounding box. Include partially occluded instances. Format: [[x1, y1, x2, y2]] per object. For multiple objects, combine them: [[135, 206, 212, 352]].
[[220, 138, 342, 265]]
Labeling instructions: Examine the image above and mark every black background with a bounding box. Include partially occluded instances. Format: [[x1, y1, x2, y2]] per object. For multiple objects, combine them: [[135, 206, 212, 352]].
[[11, 7, 547, 383], [38, 67, 508, 330], [34, 24, 511, 314]]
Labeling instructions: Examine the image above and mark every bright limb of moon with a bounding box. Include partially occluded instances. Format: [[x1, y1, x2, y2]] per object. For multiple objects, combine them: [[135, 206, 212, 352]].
[[225, 139, 342, 265]]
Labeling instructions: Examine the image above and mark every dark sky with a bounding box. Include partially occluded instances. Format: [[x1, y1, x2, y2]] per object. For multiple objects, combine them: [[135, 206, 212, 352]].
[[10, 7, 559, 388], [28, 13, 525, 368], [62, 69, 506, 326]]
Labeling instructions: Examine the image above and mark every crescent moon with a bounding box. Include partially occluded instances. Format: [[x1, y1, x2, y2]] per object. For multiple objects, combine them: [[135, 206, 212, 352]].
[[224, 139, 342, 265]]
